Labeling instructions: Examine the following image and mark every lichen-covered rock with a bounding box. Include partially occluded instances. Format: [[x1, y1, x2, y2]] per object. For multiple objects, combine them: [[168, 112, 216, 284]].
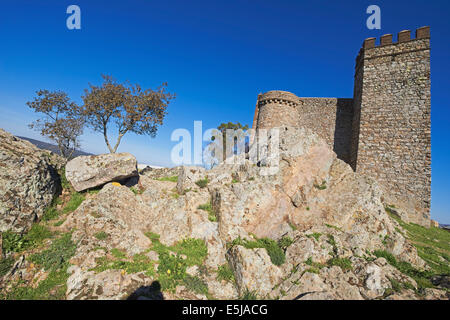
[[0, 129, 59, 233], [65, 153, 138, 191]]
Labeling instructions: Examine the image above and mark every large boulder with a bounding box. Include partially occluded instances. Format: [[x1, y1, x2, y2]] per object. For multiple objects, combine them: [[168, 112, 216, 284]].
[[0, 129, 60, 233], [65, 153, 138, 191]]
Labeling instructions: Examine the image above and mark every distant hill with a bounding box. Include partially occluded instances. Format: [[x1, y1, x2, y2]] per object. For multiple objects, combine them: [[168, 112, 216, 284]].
[[17, 136, 93, 158]]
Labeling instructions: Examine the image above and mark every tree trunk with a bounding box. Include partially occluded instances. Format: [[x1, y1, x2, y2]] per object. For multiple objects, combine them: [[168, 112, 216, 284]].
[[103, 126, 115, 153], [112, 132, 126, 153]]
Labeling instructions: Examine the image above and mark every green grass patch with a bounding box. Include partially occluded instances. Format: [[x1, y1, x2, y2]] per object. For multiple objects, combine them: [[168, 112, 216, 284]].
[[2, 224, 53, 254], [305, 257, 326, 268], [278, 236, 294, 250], [386, 209, 450, 276], [156, 175, 178, 183], [304, 267, 320, 274], [314, 181, 327, 190], [228, 237, 287, 266], [172, 238, 208, 266], [85, 188, 101, 195], [327, 257, 353, 271], [28, 232, 76, 272], [111, 248, 127, 259], [6, 232, 77, 300], [183, 274, 209, 296], [0, 256, 15, 277], [42, 206, 60, 222], [239, 289, 259, 300], [307, 232, 322, 242], [198, 202, 217, 222], [92, 252, 155, 277], [91, 232, 210, 294], [217, 263, 235, 283], [141, 233, 209, 293], [373, 249, 434, 291], [53, 220, 65, 227], [325, 224, 342, 231], [59, 167, 71, 190], [62, 192, 85, 214], [130, 186, 143, 195], [157, 251, 187, 291], [326, 234, 338, 255]]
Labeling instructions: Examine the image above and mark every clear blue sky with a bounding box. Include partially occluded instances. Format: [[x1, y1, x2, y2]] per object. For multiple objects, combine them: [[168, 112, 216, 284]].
[[0, 1, 449, 223]]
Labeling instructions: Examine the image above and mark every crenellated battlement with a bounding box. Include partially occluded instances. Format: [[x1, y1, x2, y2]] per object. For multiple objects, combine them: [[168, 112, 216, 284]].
[[356, 26, 430, 72], [257, 90, 300, 107], [252, 27, 431, 227], [363, 26, 430, 49]]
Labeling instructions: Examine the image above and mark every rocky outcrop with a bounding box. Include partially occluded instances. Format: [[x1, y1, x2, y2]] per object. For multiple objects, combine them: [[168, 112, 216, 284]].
[[0, 129, 60, 233], [4, 126, 443, 300], [65, 153, 138, 191], [53, 126, 446, 300]]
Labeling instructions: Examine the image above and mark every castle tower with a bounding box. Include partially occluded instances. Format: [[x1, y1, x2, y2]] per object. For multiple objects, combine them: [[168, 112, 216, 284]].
[[253, 91, 300, 129], [350, 27, 431, 225]]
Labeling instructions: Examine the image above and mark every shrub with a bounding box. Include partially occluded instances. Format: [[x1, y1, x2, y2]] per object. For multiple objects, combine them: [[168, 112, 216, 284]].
[[2, 231, 26, 253], [195, 178, 208, 188], [94, 231, 108, 240], [327, 257, 353, 271]]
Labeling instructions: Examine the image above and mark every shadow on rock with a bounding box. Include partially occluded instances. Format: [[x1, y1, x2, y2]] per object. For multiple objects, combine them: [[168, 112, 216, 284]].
[[127, 281, 165, 300]]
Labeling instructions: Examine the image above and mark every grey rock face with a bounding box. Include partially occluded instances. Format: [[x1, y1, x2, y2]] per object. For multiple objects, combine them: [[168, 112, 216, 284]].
[[65, 153, 138, 191], [0, 129, 59, 233]]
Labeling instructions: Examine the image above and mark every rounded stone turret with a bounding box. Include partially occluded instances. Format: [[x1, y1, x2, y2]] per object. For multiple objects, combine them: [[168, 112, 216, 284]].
[[255, 90, 300, 129]]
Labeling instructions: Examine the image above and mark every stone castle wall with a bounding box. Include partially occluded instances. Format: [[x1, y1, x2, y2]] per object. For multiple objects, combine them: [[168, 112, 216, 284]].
[[353, 27, 431, 225], [252, 27, 431, 226], [297, 98, 353, 163], [255, 94, 354, 163]]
